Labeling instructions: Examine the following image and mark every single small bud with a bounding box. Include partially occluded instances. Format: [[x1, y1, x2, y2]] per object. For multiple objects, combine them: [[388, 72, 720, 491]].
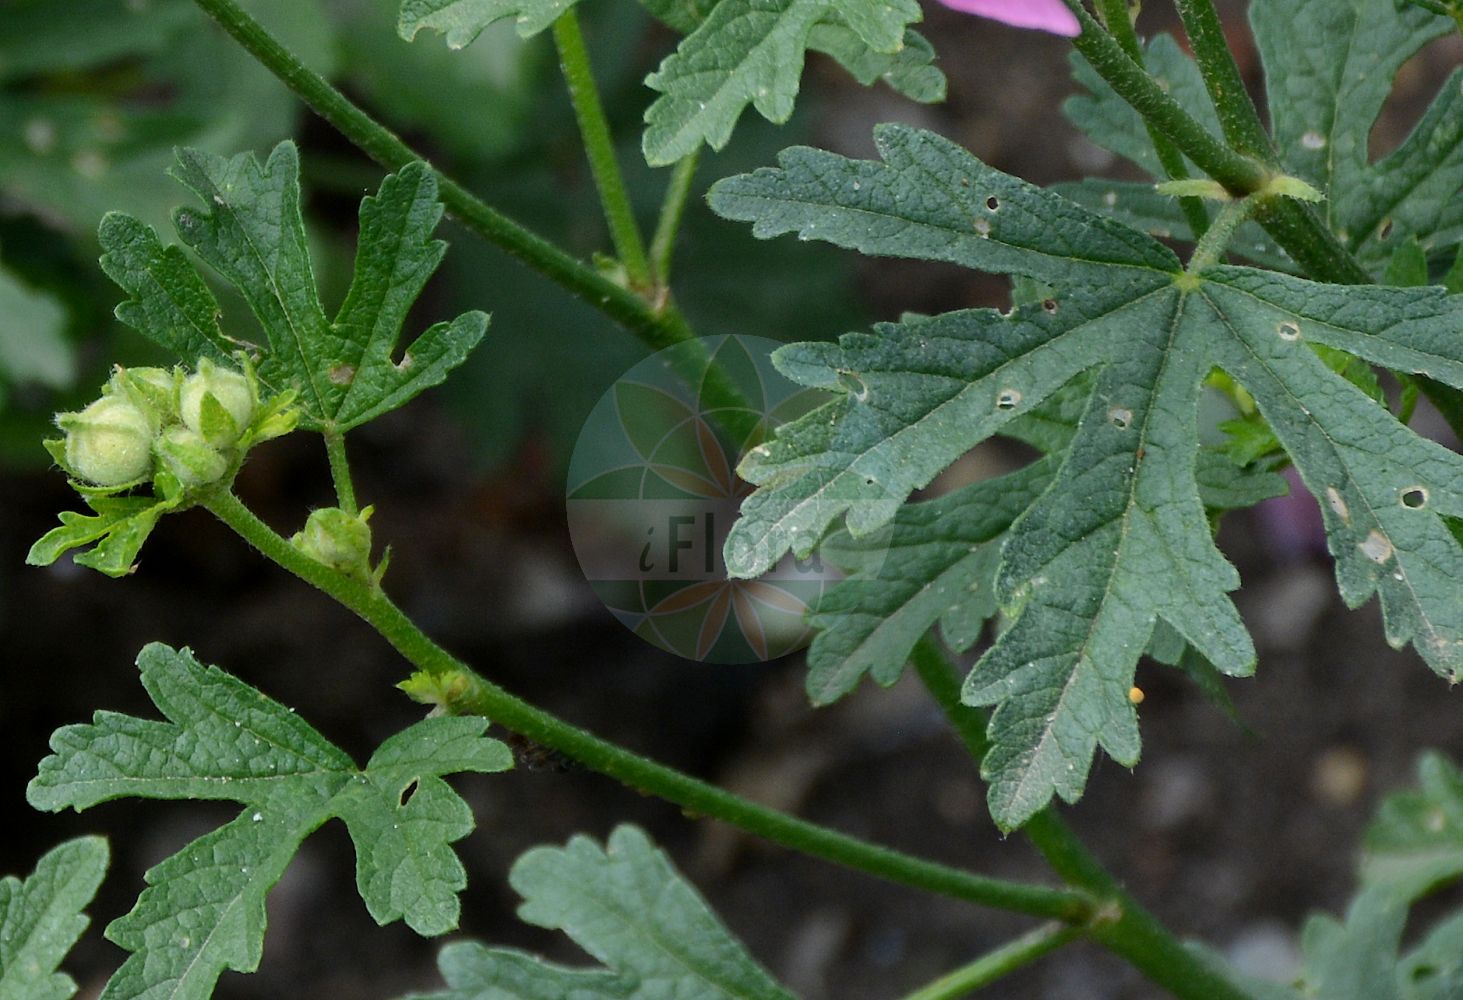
[[181, 358, 256, 447], [292, 506, 374, 576], [154, 425, 228, 487], [59, 395, 154, 486]]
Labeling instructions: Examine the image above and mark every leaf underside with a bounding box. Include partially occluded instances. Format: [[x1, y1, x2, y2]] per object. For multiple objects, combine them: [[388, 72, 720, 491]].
[[403, 825, 796, 1000], [710, 122, 1463, 829], [27, 643, 512, 1000], [98, 142, 487, 433]]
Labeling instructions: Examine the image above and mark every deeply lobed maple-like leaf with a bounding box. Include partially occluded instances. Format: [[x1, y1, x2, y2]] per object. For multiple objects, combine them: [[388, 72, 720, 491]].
[[402, 826, 796, 1000], [711, 123, 1463, 828], [28, 643, 512, 1000], [99, 142, 487, 434]]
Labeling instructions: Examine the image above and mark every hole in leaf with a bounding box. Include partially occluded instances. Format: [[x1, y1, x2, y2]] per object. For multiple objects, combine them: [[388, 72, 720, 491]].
[[399, 779, 419, 808], [1108, 407, 1133, 430], [985, 195, 1000, 211], [1401, 486, 1429, 509], [996, 388, 1022, 410], [1378, 218, 1394, 241], [1277, 321, 1301, 341], [1042, 298, 1058, 314]]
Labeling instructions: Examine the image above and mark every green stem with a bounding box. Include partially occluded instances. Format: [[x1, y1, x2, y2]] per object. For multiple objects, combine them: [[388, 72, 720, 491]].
[[1172, 0, 1273, 158], [895, 923, 1082, 1000], [1094, 0, 1210, 239], [552, 10, 652, 292], [909, 640, 1259, 1000], [1060, 0, 1370, 284], [200, 488, 1094, 923], [187, 0, 755, 423], [322, 430, 357, 515], [651, 151, 700, 288]]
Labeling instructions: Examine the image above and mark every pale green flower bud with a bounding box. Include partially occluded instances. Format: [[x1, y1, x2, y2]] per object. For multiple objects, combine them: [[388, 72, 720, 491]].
[[59, 395, 154, 486], [154, 425, 228, 487], [181, 358, 255, 447], [292, 506, 374, 576]]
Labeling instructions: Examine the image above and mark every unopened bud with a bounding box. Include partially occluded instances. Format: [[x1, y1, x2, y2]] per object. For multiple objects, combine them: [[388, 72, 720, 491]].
[[59, 396, 154, 486], [154, 425, 228, 487], [292, 506, 374, 576], [181, 358, 256, 447]]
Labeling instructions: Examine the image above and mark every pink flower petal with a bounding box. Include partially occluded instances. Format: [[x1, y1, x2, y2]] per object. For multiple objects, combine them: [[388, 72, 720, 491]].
[[936, 0, 1081, 36]]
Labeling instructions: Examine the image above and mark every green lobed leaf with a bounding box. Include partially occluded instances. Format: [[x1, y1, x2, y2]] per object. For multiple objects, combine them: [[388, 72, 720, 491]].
[[398, 0, 582, 44], [806, 448, 1284, 708], [405, 826, 796, 1000], [1289, 753, 1463, 1000], [1251, 0, 1457, 269], [1052, 179, 1292, 271], [0, 261, 72, 398], [396, 0, 943, 166], [27, 643, 512, 1000], [0, 0, 337, 236], [640, 0, 923, 165], [1362, 752, 1463, 900], [710, 124, 1463, 828], [100, 143, 487, 433], [805, 460, 1054, 705], [0, 837, 110, 1000]]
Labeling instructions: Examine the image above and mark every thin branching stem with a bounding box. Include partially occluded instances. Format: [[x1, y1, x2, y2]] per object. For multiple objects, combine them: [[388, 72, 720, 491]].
[[651, 151, 700, 288], [1093, 0, 1210, 238], [909, 640, 1260, 1000], [552, 10, 653, 291], [895, 923, 1083, 1000], [187, 0, 753, 421], [1060, 0, 1370, 284], [201, 487, 1096, 923]]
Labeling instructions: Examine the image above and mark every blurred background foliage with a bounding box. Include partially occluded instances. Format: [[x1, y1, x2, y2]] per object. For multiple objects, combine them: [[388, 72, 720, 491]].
[[0, 0, 865, 471]]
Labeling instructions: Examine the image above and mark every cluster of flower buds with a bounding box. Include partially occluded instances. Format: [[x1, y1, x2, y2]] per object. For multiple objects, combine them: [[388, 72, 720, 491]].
[[52, 357, 287, 491]]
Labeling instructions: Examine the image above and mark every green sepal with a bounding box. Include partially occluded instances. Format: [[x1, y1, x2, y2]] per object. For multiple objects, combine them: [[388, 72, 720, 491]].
[[27, 494, 179, 578]]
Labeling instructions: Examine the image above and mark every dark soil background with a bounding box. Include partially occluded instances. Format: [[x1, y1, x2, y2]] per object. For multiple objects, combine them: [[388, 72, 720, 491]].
[[3, 3, 1463, 998]]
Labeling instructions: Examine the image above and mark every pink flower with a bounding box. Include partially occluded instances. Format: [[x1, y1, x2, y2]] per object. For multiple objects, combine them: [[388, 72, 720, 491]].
[[936, 0, 1081, 36]]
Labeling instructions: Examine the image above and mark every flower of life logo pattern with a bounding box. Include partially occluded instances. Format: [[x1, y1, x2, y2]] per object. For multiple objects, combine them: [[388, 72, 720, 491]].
[[567, 336, 840, 663]]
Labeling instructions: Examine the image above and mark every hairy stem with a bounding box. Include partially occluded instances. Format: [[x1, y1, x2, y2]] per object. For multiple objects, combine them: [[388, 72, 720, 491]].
[[1060, 0, 1370, 284], [188, 0, 754, 420], [200, 488, 1095, 922], [895, 923, 1082, 1000], [1094, 0, 1210, 238], [1173, 0, 1273, 158], [651, 151, 700, 288], [552, 10, 652, 291], [909, 640, 1259, 1000], [322, 430, 357, 515]]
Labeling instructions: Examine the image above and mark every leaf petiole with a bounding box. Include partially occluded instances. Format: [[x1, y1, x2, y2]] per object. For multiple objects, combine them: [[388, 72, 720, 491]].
[[552, 9, 653, 293], [895, 922, 1083, 1000]]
